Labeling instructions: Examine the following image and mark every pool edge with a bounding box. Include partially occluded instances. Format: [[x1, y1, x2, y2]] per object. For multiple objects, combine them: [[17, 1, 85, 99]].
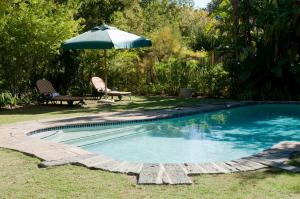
[[1, 101, 300, 185]]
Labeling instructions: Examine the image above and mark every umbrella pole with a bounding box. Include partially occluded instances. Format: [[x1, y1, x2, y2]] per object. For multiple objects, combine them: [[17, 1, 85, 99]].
[[104, 49, 108, 99]]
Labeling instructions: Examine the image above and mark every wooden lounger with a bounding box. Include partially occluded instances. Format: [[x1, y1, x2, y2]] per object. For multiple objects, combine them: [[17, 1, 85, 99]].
[[36, 79, 84, 105], [91, 77, 131, 100]]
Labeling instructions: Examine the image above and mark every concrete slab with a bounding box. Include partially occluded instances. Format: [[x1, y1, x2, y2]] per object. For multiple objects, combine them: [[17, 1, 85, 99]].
[[216, 162, 239, 172], [225, 161, 252, 171], [77, 155, 112, 167], [233, 159, 266, 170], [138, 164, 163, 184], [197, 163, 222, 173], [92, 160, 122, 170], [250, 158, 300, 172], [184, 163, 203, 175], [163, 164, 192, 184], [211, 163, 231, 173]]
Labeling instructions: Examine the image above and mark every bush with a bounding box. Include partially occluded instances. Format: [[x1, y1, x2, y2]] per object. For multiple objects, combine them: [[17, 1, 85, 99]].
[[0, 91, 17, 109], [17, 92, 33, 105], [191, 63, 230, 97], [155, 58, 229, 97]]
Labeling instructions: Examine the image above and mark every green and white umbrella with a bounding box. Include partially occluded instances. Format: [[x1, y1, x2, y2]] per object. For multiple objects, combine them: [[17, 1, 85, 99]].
[[62, 24, 152, 95]]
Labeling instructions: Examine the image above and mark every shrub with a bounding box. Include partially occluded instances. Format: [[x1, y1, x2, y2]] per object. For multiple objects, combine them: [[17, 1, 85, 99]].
[[0, 91, 17, 109], [17, 92, 33, 105]]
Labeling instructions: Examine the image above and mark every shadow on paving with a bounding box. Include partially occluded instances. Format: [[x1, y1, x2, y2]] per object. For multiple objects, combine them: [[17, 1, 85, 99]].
[[42, 110, 163, 125], [0, 97, 229, 116]]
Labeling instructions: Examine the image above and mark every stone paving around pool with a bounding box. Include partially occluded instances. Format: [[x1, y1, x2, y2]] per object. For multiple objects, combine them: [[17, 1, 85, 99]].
[[0, 101, 300, 185]]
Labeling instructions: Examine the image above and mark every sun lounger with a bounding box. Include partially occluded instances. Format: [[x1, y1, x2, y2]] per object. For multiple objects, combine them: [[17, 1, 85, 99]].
[[36, 79, 84, 105], [91, 77, 131, 100]]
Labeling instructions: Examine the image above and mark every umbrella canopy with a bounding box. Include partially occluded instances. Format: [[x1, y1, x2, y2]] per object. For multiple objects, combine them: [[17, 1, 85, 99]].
[[62, 24, 152, 100], [62, 24, 152, 50]]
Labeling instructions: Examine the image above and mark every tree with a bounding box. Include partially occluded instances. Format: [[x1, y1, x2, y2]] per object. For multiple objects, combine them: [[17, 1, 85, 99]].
[[0, 0, 82, 95], [77, 0, 131, 30], [211, 0, 300, 99]]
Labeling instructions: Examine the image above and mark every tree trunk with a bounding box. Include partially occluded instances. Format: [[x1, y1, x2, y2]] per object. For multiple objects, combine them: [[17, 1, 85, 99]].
[[231, 0, 240, 60]]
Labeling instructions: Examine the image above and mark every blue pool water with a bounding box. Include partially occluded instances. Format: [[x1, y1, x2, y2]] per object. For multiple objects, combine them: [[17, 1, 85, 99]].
[[36, 104, 300, 163]]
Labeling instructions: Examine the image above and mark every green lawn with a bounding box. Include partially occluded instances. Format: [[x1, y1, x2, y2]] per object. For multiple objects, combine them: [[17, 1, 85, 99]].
[[0, 148, 299, 199], [0, 97, 299, 199]]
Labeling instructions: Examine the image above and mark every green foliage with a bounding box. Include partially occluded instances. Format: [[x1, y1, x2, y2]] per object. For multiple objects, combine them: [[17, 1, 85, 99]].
[[0, 91, 17, 108], [2, 0, 298, 102], [154, 58, 229, 97], [183, 9, 219, 51], [211, 0, 300, 100], [191, 63, 230, 97], [109, 50, 140, 92], [78, 0, 131, 30], [0, 0, 82, 95]]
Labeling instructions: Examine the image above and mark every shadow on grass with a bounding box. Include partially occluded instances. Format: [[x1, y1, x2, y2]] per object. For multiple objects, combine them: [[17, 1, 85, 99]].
[[234, 167, 299, 184]]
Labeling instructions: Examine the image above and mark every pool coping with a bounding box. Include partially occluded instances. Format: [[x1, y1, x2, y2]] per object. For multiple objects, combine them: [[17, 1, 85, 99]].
[[0, 100, 300, 185]]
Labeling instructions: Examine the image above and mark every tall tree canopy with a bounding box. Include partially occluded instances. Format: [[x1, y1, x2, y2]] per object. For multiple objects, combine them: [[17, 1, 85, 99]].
[[210, 0, 300, 99], [0, 0, 82, 95], [0, 0, 299, 104]]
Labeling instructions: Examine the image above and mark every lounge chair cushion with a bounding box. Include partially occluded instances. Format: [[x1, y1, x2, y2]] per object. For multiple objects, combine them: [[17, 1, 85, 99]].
[[50, 92, 60, 98], [52, 95, 83, 101], [108, 91, 131, 96]]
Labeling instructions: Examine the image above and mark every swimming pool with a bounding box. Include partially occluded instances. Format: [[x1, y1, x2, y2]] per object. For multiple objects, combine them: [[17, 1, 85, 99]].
[[34, 104, 300, 163]]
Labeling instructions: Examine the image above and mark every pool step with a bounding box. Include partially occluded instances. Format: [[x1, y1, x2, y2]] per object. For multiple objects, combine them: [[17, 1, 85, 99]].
[[59, 126, 136, 143], [31, 130, 63, 139], [64, 127, 153, 147]]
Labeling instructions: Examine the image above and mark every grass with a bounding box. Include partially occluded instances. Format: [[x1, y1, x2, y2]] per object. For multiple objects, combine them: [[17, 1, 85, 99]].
[[0, 96, 299, 198], [0, 148, 299, 199]]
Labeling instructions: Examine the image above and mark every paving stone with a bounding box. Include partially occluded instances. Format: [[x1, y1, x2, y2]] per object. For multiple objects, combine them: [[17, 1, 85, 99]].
[[162, 171, 172, 184], [272, 141, 300, 151], [124, 163, 143, 174], [163, 164, 192, 184], [225, 161, 252, 171], [9, 140, 48, 153], [110, 161, 131, 173], [262, 152, 293, 160], [92, 160, 122, 170], [39, 159, 70, 168], [184, 163, 204, 174], [109, 161, 128, 172], [254, 150, 293, 162], [67, 147, 94, 156], [249, 156, 288, 165], [197, 163, 222, 173], [211, 163, 231, 173], [113, 162, 143, 174], [271, 163, 300, 172], [138, 164, 163, 184], [67, 154, 98, 162], [77, 155, 112, 167], [234, 159, 267, 170], [39, 154, 97, 168], [216, 162, 239, 172], [35, 149, 81, 161], [250, 158, 300, 172]]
